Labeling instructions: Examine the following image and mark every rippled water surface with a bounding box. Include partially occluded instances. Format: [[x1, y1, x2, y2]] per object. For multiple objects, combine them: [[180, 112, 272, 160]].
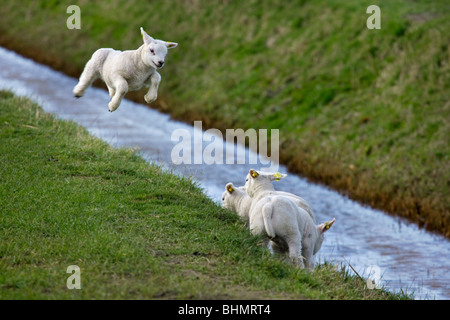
[[0, 47, 448, 299]]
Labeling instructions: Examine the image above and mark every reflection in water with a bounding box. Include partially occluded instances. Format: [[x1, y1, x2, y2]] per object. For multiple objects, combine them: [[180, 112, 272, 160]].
[[0, 47, 448, 299]]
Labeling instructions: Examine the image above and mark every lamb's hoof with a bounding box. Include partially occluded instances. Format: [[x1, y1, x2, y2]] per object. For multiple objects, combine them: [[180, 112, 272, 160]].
[[108, 104, 119, 112], [73, 89, 83, 98], [144, 96, 156, 104]]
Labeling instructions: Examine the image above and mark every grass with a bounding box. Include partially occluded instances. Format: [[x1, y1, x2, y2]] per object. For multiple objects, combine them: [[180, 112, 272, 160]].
[[0, 0, 447, 237], [0, 90, 411, 299]]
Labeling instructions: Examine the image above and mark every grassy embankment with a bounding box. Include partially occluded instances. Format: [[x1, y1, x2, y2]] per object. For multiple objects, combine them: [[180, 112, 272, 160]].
[[0, 0, 448, 236], [0, 90, 410, 299]]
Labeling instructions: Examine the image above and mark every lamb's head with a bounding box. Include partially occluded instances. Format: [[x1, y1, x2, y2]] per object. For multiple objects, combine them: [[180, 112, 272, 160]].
[[140, 27, 178, 69], [244, 169, 287, 197], [313, 218, 336, 255], [222, 183, 245, 211]]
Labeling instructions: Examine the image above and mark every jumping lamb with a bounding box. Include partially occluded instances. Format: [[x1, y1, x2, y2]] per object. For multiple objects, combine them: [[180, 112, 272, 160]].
[[73, 27, 178, 112]]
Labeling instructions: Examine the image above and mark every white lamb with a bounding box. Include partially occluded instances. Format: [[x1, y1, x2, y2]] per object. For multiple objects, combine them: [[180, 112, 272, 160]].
[[73, 27, 178, 112], [221, 184, 252, 223], [244, 169, 315, 222], [221, 182, 314, 223], [244, 169, 335, 269], [222, 182, 335, 269]]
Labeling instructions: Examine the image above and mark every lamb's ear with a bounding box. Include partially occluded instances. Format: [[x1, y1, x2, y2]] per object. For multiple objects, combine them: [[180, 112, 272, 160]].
[[249, 169, 259, 179], [318, 218, 336, 233], [140, 27, 154, 45], [165, 42, 178, 49], [225, 183, 235, 193], [271, 172, 287, 181]]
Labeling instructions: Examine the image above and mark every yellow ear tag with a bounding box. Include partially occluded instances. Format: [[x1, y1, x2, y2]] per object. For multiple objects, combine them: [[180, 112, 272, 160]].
[[251, 170, 259, 178], [227, 186, 234, 192], [273, 172, 282, 181], [324, 219, 335, 230]]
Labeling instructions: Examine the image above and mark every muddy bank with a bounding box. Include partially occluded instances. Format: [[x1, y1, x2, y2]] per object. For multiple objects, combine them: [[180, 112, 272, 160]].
[[1, 34, 447, 238]]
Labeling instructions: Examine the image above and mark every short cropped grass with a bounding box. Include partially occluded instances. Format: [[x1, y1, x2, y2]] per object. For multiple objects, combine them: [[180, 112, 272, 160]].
[[0, 0, 447, 236], [0, 90, 410, 299]]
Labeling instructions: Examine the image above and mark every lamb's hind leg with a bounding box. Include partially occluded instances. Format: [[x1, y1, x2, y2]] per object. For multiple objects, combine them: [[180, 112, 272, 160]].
[[73, 49, 109, 98], [73, 58, 100, 98]]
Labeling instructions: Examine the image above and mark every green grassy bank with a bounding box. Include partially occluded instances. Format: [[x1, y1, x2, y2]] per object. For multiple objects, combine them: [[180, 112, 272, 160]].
[[0, 90, 409, 299], [0, 0, 448, 236]]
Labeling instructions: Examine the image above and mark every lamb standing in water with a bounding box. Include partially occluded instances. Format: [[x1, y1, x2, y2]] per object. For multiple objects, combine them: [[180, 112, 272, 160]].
[[73, 28, 177, 112]]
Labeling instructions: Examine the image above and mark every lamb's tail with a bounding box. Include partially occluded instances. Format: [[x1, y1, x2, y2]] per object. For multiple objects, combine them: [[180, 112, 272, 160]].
[[262, 203, 276, 239]]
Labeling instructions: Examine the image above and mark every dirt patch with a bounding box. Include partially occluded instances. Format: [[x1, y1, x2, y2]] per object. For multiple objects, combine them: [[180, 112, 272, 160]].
[[407, 12, 438, 24]]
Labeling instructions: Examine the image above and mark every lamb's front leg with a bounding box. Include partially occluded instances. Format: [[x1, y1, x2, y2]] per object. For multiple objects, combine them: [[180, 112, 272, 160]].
[[108, 77, 128, 112], [302, 246, 315, 270], [144, 71, 161, 104], [287, 234, 305, 268], [107, 86, 116, 99]]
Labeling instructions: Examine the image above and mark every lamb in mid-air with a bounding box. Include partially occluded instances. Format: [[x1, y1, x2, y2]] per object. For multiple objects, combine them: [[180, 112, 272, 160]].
[[73, 27, 178, 112]]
